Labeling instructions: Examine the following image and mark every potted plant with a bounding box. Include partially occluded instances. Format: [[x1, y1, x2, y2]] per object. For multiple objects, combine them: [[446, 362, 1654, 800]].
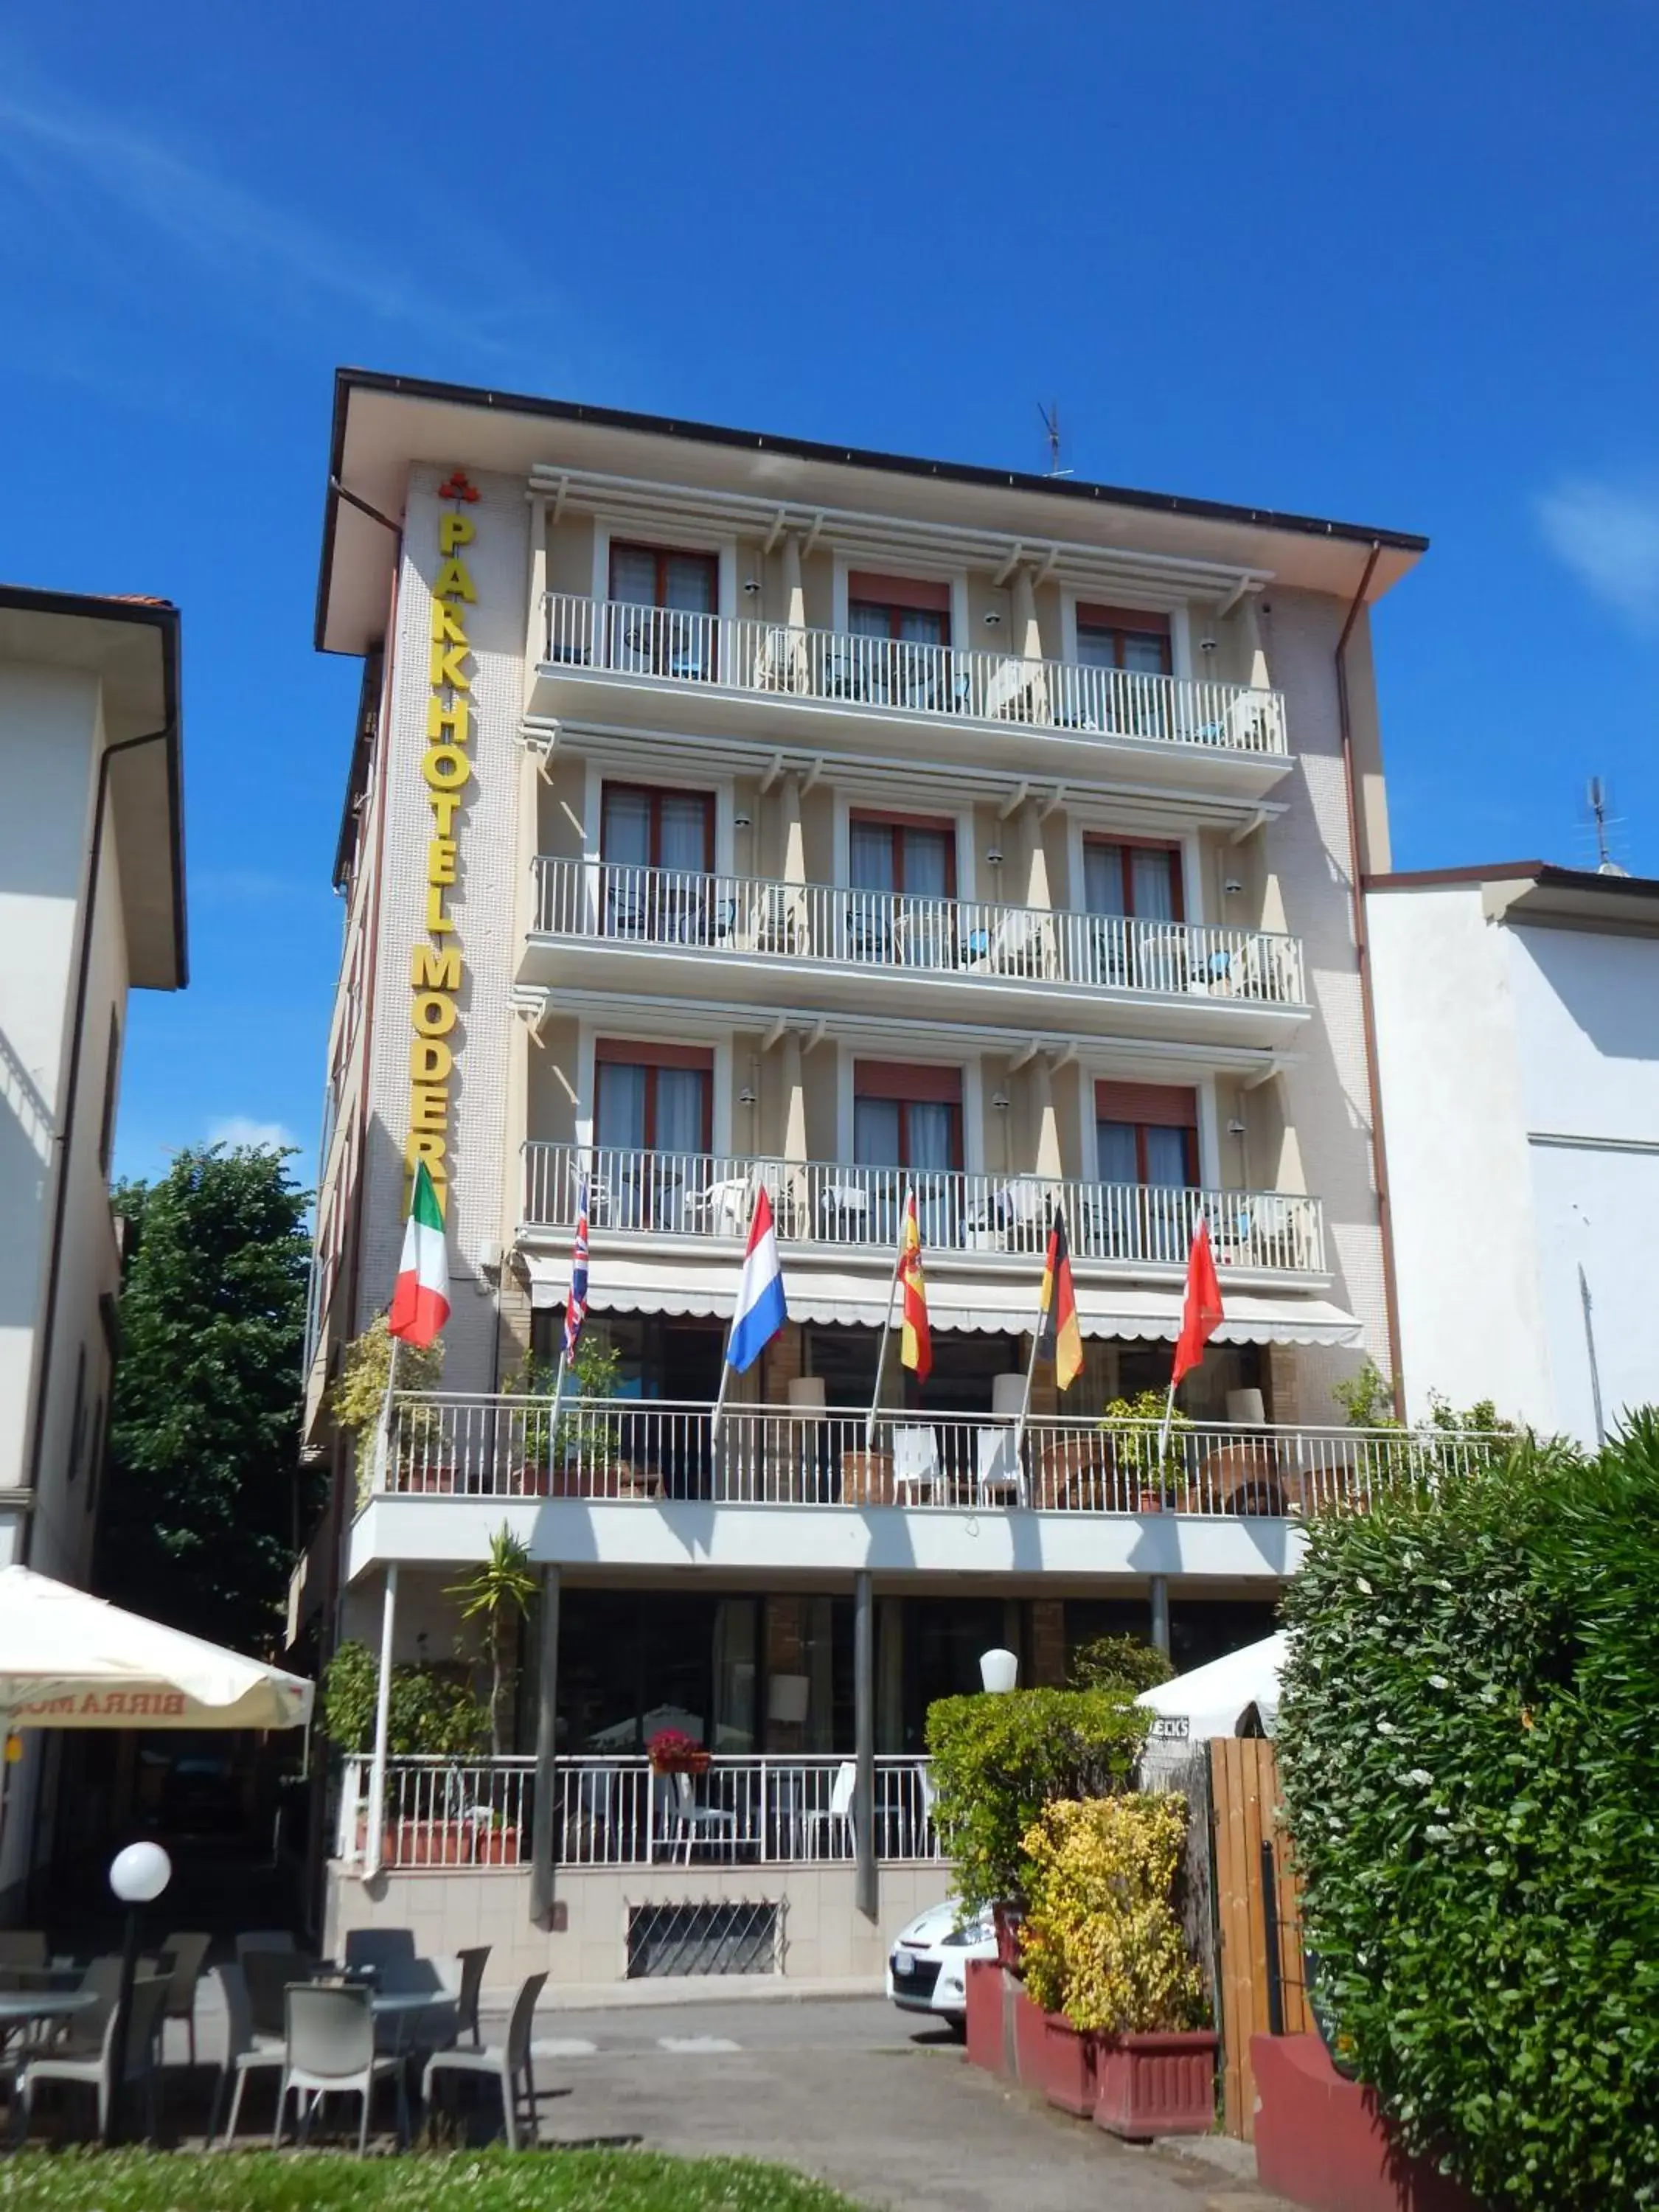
[[321, 1641, 492, 1862], [647, 1727, 710, 1777], [1099, 1388, 1192, 1511], [448, 1527, 539, 1757], [502, 1338, 623, 1496], [1019, 1792, 1216, 2135], [332, 1316, 445, 1500]]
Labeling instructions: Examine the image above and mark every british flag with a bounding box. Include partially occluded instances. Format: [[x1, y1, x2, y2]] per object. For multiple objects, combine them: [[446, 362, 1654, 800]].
[[563, 1180, 590, 1360]]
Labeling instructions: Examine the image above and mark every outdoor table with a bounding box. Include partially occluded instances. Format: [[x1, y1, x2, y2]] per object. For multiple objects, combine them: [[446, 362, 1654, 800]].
[[0, 1986, 100, 2062]]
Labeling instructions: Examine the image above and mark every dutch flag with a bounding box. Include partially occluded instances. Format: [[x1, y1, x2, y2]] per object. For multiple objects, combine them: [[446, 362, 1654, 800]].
[[726, 1184, 788, 1373]]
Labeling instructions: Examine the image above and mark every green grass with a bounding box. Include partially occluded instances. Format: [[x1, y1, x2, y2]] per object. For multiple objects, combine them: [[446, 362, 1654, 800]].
[[0, 2147, 868, 2212]]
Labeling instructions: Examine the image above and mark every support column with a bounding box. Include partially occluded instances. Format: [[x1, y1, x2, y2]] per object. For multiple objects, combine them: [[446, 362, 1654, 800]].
[[782, 772, 806, 885], [854, 1569, 877, 1922], [781, 533, 808, 691], [1239, 594, 1271, 691], [1149, 1576, 1170, 1658], [362, 1564, 398, 1881], [781, 1029, 807, 1240], [1011, 565, 1043, 662], [1032, 1055, 1062, 1180], [529, 1564, 562, 1927], [1020, 795, 1051, 911]]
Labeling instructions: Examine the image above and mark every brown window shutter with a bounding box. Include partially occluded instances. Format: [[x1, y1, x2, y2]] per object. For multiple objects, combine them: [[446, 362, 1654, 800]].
[[847, 570, 952, 614], [1077, 603, 1171, 636], [1094, 1080, 1197, 1127], [596, 1038, 714, 1071], [855, 1060, 963, 1104]]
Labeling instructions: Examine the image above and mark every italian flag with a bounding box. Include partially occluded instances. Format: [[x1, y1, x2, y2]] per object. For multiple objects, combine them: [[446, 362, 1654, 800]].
[[389, 1160, 450, 1348]]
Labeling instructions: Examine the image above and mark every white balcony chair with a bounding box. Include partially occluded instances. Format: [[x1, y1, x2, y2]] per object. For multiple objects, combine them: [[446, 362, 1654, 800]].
[[975, 1426, 1026, 1508], [16, 1972, 170, 2145], [422, 1970, 547, 2152], [892, 1427, 942, 1505], [213, 1961, 286, 2146], [819, 1182, 870, 1244], [272, 1983, 403, 2157], [683, 1176, 751, 1238], [803, 1762, 857, 1859], [660, 1771, 740, 1864]]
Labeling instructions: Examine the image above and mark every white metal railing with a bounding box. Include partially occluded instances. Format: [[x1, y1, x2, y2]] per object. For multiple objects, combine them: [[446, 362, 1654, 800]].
[[541, 592, 1288, 757], [532, 858, 1306, 1007], [375, 1397, 1503, 1516], [336, 1753, 942, 1872], [521, 1143, 1326, 1276]]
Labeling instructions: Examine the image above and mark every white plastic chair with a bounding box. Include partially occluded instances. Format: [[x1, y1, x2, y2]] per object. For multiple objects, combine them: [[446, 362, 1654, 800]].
[[422, 1970, 547, 2150], [975, 1426, 1025, 1507], [17, 1972, 169, 2143], [159, 1931, 210, 2065], [272, 1983, 402, 2157], [803, 1762, 857, 1860], [234, 1931, 296, 1965], [892, 1427, 941, 1504], [661, 1771, 740, 1864], [213, 1961, 286, 2145]]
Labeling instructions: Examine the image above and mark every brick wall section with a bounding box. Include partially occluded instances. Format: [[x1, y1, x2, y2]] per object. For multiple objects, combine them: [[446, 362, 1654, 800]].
[[1032, 1599, 1067, 1686], [355, 466, 529, 1393], [760, 1322, 804, 1402], [1260, 589, 1391, 1401]]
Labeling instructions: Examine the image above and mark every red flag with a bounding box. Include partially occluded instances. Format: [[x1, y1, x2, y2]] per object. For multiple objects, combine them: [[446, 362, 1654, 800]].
[[1172, 1217, 1223, 1385]]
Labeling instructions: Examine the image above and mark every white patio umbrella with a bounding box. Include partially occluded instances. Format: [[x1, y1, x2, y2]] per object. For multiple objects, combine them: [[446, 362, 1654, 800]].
[[0, 1565, 313, 1731], [1135, 1631, 1287, 1750]]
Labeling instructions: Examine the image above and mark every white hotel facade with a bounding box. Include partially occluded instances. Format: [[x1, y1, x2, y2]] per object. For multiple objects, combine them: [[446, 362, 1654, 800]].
[[300, 369, 1447, 1984]]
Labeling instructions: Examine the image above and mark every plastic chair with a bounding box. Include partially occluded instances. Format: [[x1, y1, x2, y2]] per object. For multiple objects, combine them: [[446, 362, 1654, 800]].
[[0, 1933, 47, 1972], [272, 1983, 402, 2157], [241, 1948, 316, 2041], [158, 1931, 210, 2065], [661, 1771, 739, 1865], [213, 1961, 285, 2145], [342, 1927, 417, 1980], [17, 1973, 169, 2142], [891, 1427, 941, 1504], [804, 1762, 856, 1859], [234, 1931, 296, 1964], [453, 1947, 490, 2051], [975, 1426, 1025, 1508], [422, 1969, 547, 2150]]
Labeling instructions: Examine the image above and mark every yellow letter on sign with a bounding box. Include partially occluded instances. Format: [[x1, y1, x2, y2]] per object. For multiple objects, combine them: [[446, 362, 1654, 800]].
[[439, 512, 476, 554], [434, 557, 477, 602]]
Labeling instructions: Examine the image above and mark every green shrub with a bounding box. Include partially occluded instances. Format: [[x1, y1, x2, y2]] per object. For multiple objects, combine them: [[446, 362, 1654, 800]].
[[924, 1686, 1148, 1916], [1276, 1421, 1659, 2209], [1068, 1631, 1174, 1696], [321, 1641, 488, 1759], [1020, 1794, 1206, 2034]]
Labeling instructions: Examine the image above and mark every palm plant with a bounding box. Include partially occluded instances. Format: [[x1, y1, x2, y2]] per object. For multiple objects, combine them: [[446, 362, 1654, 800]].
[[447, 1528, 538, 1756]]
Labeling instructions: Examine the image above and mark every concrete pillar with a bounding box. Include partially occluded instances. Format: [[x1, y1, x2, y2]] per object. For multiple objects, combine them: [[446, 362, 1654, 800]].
[[1012, 566, 1043, 662], [1149, 1576, 1170, 1658], [854, 1569, 877, 1921], [1032, 1056, 1062, 1180], [1239, 594, 1271, 691], [362, 1564, 398, 1880], [782, 773, 805, 886], [781, 1029, 808, 1241], [529, 1564, 561, 1926], [781, 533, 806, 630], [1021, 796, 1051, 911]]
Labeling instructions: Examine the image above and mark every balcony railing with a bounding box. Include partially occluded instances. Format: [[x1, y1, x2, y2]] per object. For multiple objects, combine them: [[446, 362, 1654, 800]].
[[541, 592, 1288, 757], [532, 858, 1307, 1008], [335, 1752, 941, 1872], [521, 1143, 1326, 1276], [372, 1397, 1503, 1517]]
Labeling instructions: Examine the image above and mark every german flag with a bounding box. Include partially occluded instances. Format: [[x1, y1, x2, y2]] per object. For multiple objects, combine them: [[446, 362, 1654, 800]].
[[1036, 1208, 1083, 1391], [898, 1189, 932, 1385]]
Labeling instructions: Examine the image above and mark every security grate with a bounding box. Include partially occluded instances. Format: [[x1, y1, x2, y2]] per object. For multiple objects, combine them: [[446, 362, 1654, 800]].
[[627, 1899, 780, 1978]]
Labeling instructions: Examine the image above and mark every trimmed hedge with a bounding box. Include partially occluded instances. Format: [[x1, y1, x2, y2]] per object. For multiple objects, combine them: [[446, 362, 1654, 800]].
[[1276, 1420, 1659, 2209]]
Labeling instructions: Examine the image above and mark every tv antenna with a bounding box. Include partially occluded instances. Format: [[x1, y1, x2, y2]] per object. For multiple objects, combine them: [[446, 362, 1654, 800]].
[[1586, 776, 1629, 876], [1038, 402, 1072, 479]]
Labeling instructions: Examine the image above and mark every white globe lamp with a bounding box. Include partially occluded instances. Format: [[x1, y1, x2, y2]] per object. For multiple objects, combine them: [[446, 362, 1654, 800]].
[[979, 1647, 1019, 1694], [109, 1840, 173, 1905], [105, 1840, 173, 2143]]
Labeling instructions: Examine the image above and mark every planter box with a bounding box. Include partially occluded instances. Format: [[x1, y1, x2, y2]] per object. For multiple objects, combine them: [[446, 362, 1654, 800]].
[[1093, 2030, 1218, 2140], [1043, 2012, 1099, 2116], [386, 1819, 471, 1867], [1253, 2034, 1486, 2211], [964, 1959, 1009, 2077], [1012, 1979, 1048, 2090], [474, 1828, 522, 1865], [841, 1450, 894, 1505]]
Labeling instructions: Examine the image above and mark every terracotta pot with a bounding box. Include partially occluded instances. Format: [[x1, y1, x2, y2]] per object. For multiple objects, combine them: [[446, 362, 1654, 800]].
[[1093, 2029, 1218, 2140], [963, 1958, 1008, 2077], [474, 1827, 521, 1865], [650, 1750, 712, 1777], [1011, 1978, 1048, 2089], [841, 1450, 894, 1505], [1043, 2012, 1099, 2115], [516, 1462, 552, 1498], [1137, 1487, 1165, 1514], [386, 1819, 470, 1867], [401, 1464, 457, 1495], [991, 1899, 1025, 1972]]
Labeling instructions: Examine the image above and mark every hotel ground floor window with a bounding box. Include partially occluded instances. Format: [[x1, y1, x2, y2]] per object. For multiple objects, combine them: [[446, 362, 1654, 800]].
[[1168, 1599, 1279, 1676], [556, 1590, 761, 1754]]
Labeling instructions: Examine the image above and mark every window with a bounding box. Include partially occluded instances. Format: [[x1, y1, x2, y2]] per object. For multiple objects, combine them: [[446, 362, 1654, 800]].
[[607, 543, 718, 681], [1075, 603, 1172, 676], [1083, 838, 1183, 922], [609, 542, 717, 614], [97, 1009, 122, 1178], [1094, 1082, 1198, 1189], [602, 784, 714, 873], [846, 570, 950, 647], [848, 812, 956, 900], [594, 1041, 713, 1156], [853, 1061, 962, 1172]]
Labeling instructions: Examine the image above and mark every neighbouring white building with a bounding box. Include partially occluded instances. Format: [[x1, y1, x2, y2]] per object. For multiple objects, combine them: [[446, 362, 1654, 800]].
[[0, 582, 187, 1911], [1368, 861, 1659, 1444]]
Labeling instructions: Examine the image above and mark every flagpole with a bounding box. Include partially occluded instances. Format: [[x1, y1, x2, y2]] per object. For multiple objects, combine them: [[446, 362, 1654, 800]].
[[375, 1332, 401, 1495], [863, 1189, 910, 1450], [709, 1319, 737, 1445], [1013, 1296, 1045, 1466], [1156, 1377, 1177, 1473]]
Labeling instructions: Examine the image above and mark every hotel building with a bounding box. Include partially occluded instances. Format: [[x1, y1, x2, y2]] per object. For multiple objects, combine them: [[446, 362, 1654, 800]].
[[301, 369, 1446, 1983]]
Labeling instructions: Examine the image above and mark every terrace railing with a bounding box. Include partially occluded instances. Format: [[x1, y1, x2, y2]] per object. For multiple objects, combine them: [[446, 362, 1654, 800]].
[[532, 857, 1307, 1008], [520, 1142, 1326, 1276], [541, 591, 1288, 757], [335, 1752, 942, 1872], [373, 1397, 1503, 1517]]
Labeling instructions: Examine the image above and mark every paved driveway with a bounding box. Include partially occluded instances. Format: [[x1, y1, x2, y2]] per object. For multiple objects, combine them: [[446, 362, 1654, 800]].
[[508, 1994, 1290, 2212]]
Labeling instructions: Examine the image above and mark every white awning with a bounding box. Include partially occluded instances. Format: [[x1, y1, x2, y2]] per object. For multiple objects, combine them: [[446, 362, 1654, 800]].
[[523, 1252, 1361, 1348]]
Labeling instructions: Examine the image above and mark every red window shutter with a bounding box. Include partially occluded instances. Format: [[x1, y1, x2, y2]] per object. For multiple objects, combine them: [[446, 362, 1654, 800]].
[[847, 570, 952, 614], [1094, 1081, 1197, 1128], [595, 1038, 714, 1071], [1077, 603, 1171, 636], [855, 1060, 963, 1104]]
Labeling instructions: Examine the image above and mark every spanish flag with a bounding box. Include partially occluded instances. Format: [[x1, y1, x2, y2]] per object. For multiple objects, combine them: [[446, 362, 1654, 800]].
[[898, 1189, 932, 1385], [1036, 1208, 1083, 1391]]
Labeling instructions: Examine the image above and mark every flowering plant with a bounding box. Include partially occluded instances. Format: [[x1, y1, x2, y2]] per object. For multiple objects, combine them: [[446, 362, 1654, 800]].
[[647, 1728, 709, 1775], [1018, 1793, 1206, 2035]]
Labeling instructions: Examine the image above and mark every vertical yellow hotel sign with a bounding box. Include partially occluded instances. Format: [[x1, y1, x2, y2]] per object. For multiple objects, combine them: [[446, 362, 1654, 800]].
[[405, 470, 481, 1210]]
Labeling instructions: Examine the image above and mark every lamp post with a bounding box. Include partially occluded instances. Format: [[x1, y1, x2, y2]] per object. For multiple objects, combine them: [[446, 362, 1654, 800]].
[[979, 1648, 1019, 1694], [105, 1839, 172, 2145]]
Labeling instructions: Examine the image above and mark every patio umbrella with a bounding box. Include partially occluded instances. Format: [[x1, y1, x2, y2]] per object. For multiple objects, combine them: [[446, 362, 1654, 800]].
[[1135, 1631, 1286, 1748], [0, 1565, 314, 1731]]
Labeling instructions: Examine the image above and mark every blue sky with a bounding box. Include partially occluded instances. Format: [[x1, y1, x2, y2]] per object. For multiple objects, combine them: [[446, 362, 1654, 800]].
[[6, 1, 1658, 1188]]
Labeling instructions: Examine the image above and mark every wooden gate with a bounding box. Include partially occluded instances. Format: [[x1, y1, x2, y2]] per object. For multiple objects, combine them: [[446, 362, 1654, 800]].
[[1209, 1736, 1312, 2138]]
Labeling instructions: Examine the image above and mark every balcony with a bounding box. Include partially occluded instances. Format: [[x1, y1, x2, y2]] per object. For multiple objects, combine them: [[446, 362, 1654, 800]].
[[528, 594, 1293, 799], [524, 859, 1308, 1046], [519, 1144, 1327, 1284]]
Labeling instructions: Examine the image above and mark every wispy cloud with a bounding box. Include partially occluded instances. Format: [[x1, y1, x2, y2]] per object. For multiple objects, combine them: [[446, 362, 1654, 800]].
[[1536, 476, 1659, 633], [209, 1116, 299, 1153]]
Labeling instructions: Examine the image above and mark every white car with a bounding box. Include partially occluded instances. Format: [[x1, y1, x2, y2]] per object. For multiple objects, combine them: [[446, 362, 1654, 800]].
[[886, 1898, 996, 2028]]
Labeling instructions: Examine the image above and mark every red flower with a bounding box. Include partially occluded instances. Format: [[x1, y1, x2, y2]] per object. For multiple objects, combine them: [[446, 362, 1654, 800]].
[[438, 470, 480, 503]]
